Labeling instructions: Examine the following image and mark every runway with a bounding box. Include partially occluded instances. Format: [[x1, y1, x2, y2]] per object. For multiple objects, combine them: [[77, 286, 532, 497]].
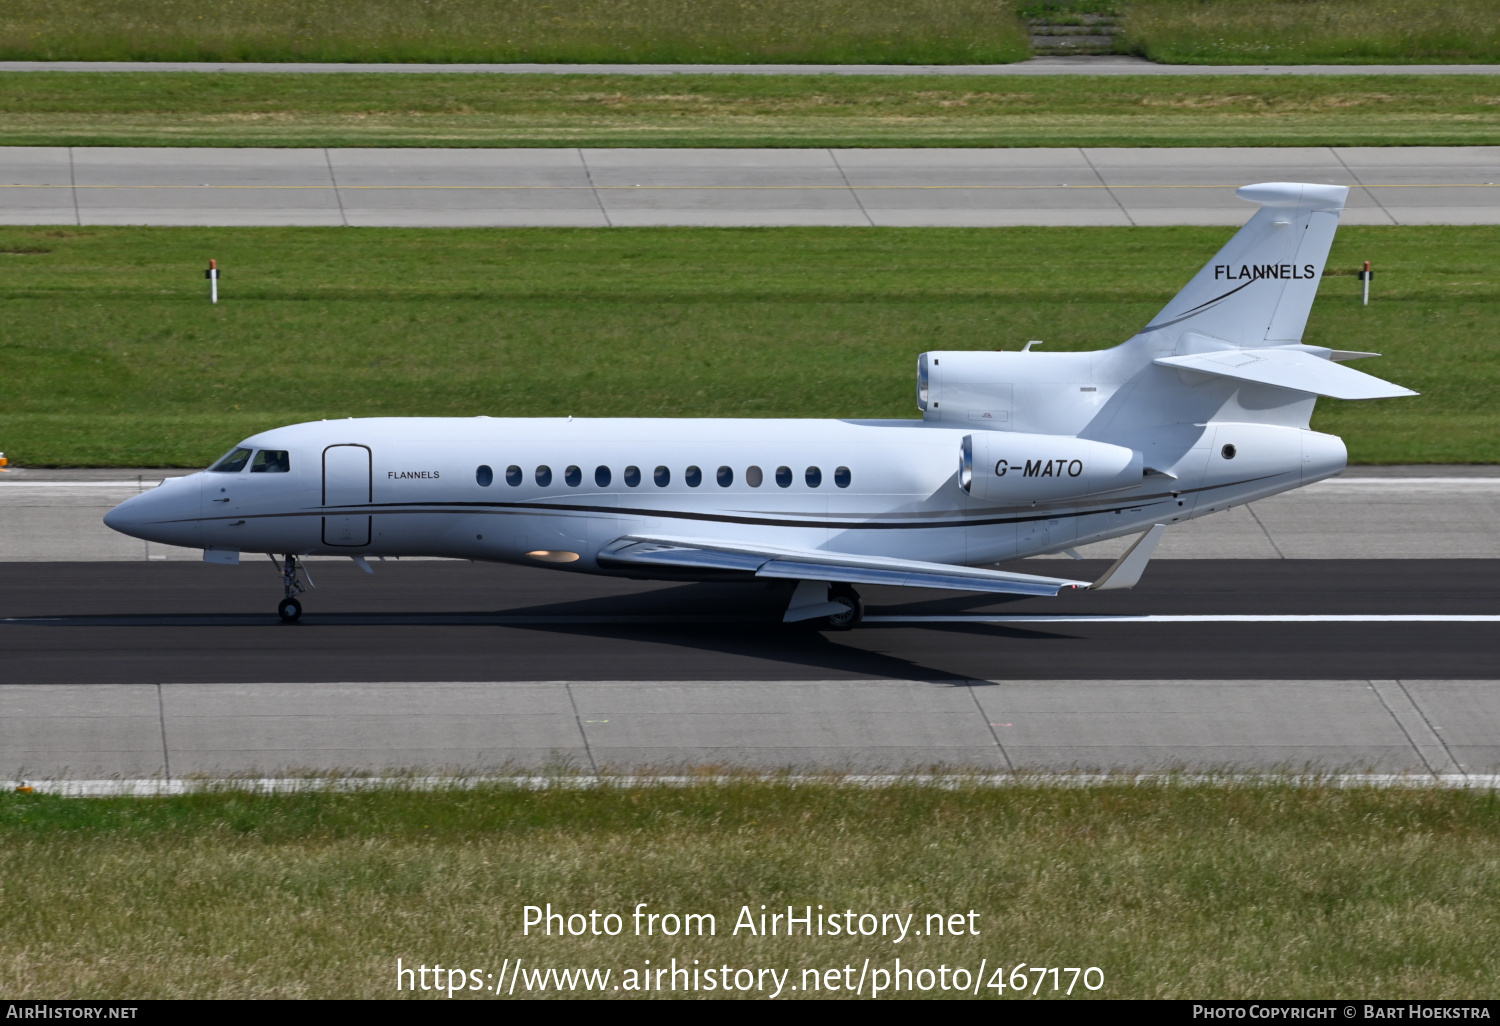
[[3, 472, 1495, 779], [1, 559, 1497, 778], [5, 146, 1497, 227]]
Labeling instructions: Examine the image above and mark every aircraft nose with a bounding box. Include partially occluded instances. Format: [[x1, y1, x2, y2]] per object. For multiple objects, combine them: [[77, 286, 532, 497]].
[[101, 499, 128, 532], [104, 475, 202, 547]]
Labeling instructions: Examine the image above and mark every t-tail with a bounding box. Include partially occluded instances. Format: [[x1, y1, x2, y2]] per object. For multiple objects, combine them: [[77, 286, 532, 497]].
[[918, 181, 1415, 445], [1123, 182, 1415, 401], [1137, 182, 1348, 349]]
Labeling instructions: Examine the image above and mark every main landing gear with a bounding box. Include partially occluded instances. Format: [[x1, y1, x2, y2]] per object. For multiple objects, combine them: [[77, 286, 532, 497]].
[[272, 554, 312, 622], [783, 580, 864, 630], [825, 583, 864, 630]]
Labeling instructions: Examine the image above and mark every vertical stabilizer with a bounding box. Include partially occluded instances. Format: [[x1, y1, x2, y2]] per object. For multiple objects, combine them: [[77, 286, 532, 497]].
[[1132, 183, 1348, 351]]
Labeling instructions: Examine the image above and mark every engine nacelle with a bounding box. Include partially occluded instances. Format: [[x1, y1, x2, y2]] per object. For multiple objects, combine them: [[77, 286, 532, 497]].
[[960, 432, 1143, 501]]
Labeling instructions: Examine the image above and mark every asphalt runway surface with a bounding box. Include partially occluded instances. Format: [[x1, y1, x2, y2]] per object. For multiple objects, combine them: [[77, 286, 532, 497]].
[[6, 146, 1497, 227], [2, 559, 1496, 685]]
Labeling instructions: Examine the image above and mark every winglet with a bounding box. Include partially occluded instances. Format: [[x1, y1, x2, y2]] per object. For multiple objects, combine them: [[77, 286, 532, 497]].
[[1091, 524, 1167, 591]]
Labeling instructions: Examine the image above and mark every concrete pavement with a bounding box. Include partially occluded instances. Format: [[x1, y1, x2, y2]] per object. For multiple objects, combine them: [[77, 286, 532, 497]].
[[5, 677, 1489, 778], [5, 146, 1497, 227]]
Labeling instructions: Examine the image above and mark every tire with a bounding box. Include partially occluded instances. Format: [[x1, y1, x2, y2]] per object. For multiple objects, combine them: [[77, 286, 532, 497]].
[[823, 584, 863, 630], [277, 597, 303, 623]]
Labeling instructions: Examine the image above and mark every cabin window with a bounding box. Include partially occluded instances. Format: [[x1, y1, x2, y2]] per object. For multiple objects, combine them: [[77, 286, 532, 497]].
[[716, 466, 733, 487], [595, 465, 611, 487], [624, 465, 641, 487], [685, 465, 702, 488], [251, 450, 290, 474], [209, 447, 252, 473], [746, 465, 763, 488], [806, 466, 822, 488], [654, 465, 671, 487], [834, 466, 851, 488], [565, 465, 582, 487], [775, 465, 792, 488], [536, 465, 552, 487], [506, 465, 522, 486], [475, 464, 493, 487]]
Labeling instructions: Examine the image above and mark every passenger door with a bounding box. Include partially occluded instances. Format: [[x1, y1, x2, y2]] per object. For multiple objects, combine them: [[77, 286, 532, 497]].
[[322, 444, 372, 547]]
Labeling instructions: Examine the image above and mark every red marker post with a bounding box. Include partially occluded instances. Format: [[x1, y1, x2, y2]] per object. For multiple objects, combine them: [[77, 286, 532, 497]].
[[1358, 260, 1372, 306], [205, 258, 220, 304]]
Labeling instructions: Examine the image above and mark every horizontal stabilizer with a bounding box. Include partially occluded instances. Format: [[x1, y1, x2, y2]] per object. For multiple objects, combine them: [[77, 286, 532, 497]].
[[1154, 348, 1416, 400], [599, 536, 1091, 597]]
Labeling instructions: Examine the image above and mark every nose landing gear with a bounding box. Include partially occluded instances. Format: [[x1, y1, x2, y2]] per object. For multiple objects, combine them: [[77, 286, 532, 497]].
[[272, 554, 312, 622]]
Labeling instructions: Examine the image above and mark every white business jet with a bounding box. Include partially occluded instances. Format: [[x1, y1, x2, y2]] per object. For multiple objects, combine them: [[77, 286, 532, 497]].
[[105, 183, 1413, 626]]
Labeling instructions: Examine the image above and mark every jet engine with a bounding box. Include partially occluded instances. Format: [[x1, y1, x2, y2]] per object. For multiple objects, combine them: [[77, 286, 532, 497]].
[[960, 432, 1143, 501]]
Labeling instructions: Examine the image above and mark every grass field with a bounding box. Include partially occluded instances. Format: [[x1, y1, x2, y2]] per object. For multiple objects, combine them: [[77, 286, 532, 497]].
[[3, 781, 1499, 998], [5, 0, 1500, 66], [3, 72, 1499, 148], [1123, 0, 1500, 66], [0, 0, 1028, 65], [0, 224, 1493, 467]]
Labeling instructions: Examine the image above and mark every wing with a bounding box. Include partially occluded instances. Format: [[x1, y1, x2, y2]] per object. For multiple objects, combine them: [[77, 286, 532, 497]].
[[597, 535, 1092, 597]]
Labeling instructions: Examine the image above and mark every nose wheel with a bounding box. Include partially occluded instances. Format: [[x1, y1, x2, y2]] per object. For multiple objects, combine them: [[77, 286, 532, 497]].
[[272, 553, 312, 623]]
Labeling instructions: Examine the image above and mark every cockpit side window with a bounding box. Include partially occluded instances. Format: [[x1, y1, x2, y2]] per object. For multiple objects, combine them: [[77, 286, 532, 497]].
[[250, 449, 290, 473], [209, 447, 253, 473]]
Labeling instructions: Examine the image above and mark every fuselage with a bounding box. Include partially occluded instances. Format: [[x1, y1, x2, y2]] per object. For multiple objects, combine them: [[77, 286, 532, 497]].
[[104, 415, 1347, 575]]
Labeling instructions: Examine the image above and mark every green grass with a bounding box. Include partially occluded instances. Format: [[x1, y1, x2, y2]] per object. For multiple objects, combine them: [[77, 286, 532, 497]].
[[1123, 0, 1500, 66], [4, 72, 1500, 148], [0, 224, 1493, 467], [0, 0, 1028, 65], [8, 0, 1500, 67], [3, 781, 1499, 998]]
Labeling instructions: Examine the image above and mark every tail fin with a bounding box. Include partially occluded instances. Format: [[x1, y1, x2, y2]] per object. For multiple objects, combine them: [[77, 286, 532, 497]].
[[1134, 183, 1348, 350]]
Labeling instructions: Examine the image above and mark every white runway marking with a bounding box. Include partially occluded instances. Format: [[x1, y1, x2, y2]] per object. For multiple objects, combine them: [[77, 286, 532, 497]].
[[1312, 478, 1500, 489], [865, 614, 1500, 624], [0, 481, 168, 488]]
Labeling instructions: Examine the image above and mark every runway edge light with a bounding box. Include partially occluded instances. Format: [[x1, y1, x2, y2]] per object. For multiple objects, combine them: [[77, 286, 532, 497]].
[[14, 781, 33, 794]]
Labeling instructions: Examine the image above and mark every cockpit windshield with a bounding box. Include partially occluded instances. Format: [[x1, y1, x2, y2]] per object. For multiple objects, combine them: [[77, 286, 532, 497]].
[[208, 447, 253, 473], [251, 449, 290, 473]]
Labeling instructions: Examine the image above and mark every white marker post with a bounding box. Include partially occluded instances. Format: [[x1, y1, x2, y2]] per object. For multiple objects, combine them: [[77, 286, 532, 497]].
[[1358, 260, 1372, 306], [205, 258, 220, 304]]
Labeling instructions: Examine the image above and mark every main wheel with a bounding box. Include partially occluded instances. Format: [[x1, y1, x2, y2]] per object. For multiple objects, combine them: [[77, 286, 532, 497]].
[[823, 584, 863, 630], [277, 596, 303, 623]]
